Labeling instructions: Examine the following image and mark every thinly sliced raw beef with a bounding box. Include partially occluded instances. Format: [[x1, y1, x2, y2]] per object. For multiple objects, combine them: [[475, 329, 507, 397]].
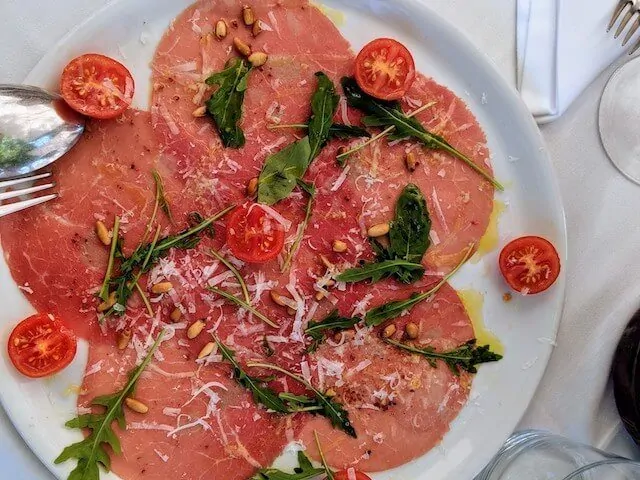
[[80, 334, 294, 480], [0, 111, 182, 339], [294, 281, 475, 471]]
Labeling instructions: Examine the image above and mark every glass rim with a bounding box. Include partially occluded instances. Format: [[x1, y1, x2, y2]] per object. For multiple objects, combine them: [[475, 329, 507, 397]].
[[562, 458, 640, 479]]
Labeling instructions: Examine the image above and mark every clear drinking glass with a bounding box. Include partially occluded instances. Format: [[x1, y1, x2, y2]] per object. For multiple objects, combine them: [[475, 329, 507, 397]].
[[475, 430, 640, 480]]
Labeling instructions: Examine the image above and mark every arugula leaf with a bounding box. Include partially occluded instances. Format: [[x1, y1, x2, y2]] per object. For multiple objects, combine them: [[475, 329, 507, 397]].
[[385, 338, 502, 375], [305, 310, 361, 352], [341, 77, 503, 190], [105, 205, 235, 317], [308, 72, 340, 161], [55, 331, 165, 480], [205, 58, 252, 148], [365, 245, 473, 326], [152, 169, 174, 224], [252, 451, 325, 480], [209, 248, 251, 304], [248, 362, 357, 438], [314, 431, 335, 480], [336, 184, 429, 285], [98, 217, 120, 302], [209, 286, 278, 328], [215, 338, 289, 413], [328, 124, 370, 140], [258, 137, 311, 205], [388, 183, 431, 263], [336, 259, 425, 284]]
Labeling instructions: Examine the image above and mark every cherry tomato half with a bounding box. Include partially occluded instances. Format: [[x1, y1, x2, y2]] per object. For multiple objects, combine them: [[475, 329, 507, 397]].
[[7, 314, 77, 378], [499, 236, 561, 295], [355, 38, 416, 101], [334, 470, 373, 480], [60, 53, 135, 119], [226, 204, 285, 263]]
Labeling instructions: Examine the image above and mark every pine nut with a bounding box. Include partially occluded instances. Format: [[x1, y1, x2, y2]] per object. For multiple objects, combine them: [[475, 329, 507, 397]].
[[405, 152, 419, 172], [170, 307, 182, 322], [233, 37, 251, 56], [247, 177, 259, 196], [270, 290, 299, 310], [320, 255, 334, 269], [287, 307, 296, 316], [332, 240, 348, 253], [198, 342, 215, 359], [192, 105, 207, 117], [215, 19, 228, 39], [187, 319, 206, 339], [117, 328, 132, 350], [367, 223, 390, 238], [125, 397, 149, 414], [405, 322, 419, 340], [252, 20, 263, 37], [326, 279, 336, 287], [242, 5, 256, 25], [248, 51, 268, 67], [382, 324, 397, 338], [95, 220, 111, 246], [97, 291, 117, 313], [315, 291, 325, 301], [151, 282, 173, 294], [325, 388, 337, 398]]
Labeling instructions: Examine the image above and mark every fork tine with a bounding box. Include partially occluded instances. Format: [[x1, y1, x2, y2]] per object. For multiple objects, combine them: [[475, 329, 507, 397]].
[[610, 0, 631, 31], [0, 172, 52, 189], [630, 34, 640, 54], [623, 16, 640, 45], [0, 182, 55, 201], [0, 194, 57, 218], [616, 7, 637, 38]]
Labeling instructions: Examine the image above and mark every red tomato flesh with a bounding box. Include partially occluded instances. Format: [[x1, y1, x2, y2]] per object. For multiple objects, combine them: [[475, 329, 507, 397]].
[[226, 204, 285, 263], [499, 236, 561, 295], [60, 53, 135, 119], [334, 470, 372, 480], [7, 314, 77, 378], [355, 38, 416, 101]]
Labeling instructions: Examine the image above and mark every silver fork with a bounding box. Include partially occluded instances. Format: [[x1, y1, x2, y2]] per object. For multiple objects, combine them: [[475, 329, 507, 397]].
[[0, 172, 57, 218], [609, 0, 640, 55]]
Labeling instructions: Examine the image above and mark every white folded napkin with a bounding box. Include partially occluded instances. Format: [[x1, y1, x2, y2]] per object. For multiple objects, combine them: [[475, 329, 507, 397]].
[[517, 0, 627, 123]]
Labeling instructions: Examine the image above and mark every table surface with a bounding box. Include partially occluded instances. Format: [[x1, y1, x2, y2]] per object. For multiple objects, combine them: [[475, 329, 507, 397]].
[[2, 0, 639, 478]]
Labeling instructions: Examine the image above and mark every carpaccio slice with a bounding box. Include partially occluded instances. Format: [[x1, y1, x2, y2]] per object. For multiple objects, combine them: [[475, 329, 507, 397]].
[[294, 281, 475, 471], [80, 335, 295, 480]]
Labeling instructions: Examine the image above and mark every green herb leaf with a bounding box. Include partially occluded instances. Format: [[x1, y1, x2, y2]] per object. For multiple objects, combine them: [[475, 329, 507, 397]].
[[365, 245, 474, 326], [341, 77, 503, 190], [329, 124, 370, 140], [385, 338, 502, 375], [98, 217, 120, 302], [336, 259, 425, 285], [308, 72, 340, 161], [209, 248, 251, 304], [388, 183, 431, 263], [248, 362, 357, 438], [205, 58, 252, 148], [258, 137, 312, 205], [209, 286, 278, 328], [314, 431, 335, 480], [214, 338, 289, 413], [305, 310, 361, 352], [55, 331, 165, 480], [152, 169, 174, 224], [251, 451, 325, 480]]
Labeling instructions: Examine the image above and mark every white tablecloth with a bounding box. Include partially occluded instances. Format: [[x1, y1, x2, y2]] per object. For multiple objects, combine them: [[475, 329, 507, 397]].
[[1, 1, 639, 478]]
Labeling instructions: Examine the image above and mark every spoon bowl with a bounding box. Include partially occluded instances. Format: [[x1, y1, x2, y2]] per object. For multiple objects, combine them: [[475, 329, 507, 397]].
[[0, 85, 85, 179]]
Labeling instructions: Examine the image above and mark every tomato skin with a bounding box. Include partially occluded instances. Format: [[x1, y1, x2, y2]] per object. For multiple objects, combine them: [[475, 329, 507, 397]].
[[226, 204, 285, 263], [334, 470, 372, 480], [499, 236, 561, 295], [60, 53, 135, 119], [355, 38, 416, 101], [7, 314, 77, 378]]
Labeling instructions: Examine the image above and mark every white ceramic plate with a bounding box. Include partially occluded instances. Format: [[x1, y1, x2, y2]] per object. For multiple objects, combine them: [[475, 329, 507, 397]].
[[0, 1, 567, 479]]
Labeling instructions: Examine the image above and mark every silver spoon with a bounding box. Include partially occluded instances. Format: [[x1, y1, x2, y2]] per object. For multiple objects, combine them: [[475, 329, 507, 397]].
[[0, 84, 85, 179]]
